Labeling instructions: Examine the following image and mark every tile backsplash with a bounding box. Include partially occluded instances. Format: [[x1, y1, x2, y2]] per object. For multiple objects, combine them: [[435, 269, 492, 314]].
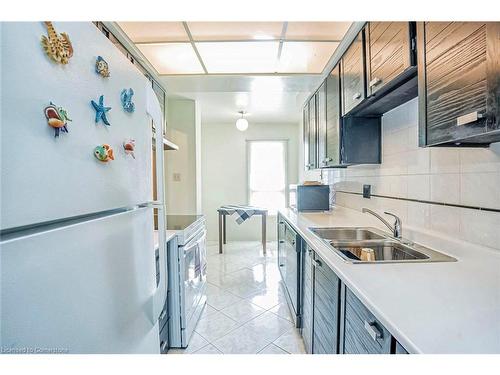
[[323, 98, 500, 251]]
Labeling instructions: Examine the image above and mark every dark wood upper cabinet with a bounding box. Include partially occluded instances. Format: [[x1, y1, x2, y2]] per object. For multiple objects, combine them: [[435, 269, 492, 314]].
[[317, 81, 328, 167], [324, 65, 342, 167], [418, 22, 500, 146], [365, 22, 413, 96], [341, 31, 366, 115], [303, 95, 318, 170]]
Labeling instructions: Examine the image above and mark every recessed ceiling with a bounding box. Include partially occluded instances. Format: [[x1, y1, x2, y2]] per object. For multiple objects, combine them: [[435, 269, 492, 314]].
[[117, 21, 352, 75]]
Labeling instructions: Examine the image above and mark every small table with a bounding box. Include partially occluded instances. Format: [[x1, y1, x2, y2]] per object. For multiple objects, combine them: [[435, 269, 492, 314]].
[[217, 207, 268, 254]]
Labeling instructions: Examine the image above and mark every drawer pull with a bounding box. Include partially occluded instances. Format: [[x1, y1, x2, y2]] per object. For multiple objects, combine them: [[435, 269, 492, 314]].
[[160, 340, 168, 351], [369, 77, 382, 87], [313, 259, 322, 268], [364, 320, 382, 341], [279, 240, 285, 244], [352, 92, 361, 100]]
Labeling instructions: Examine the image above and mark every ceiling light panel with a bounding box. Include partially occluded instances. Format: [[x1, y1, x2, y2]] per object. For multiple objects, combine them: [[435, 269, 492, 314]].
[[278, 41, 340, 73], [118, 22, 189, 42], [187, 22, 284, 40], [285, 22, 352, 40], [196, 41, 280, 74], [136, 43, 204, 74]]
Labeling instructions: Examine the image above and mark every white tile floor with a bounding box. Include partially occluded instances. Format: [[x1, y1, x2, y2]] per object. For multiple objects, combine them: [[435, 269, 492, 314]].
[[168, 240, 306, 355]]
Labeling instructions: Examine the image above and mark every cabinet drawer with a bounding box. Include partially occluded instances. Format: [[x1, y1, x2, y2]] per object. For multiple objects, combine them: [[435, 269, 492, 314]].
[[344, 289, 391, 354]]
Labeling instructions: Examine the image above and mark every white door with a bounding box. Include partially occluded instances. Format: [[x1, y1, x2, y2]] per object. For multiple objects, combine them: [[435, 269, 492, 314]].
[[0, 207, 160, 353], [1, 22, 152, 230]]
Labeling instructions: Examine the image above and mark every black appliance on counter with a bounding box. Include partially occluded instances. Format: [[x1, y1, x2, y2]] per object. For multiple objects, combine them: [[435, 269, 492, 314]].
[[296, 184, 330, 212]]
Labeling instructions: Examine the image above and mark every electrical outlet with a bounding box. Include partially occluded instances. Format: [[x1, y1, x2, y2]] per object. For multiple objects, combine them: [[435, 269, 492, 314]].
[[173, 173, 181, 182], [363, 184, 371, 199]]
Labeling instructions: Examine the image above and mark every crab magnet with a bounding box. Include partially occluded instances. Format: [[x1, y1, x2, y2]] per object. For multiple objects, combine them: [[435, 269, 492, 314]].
[[120, 88, 135, 113], [94, 144, 114, 162], [91, 95, 111, 126], [95, 56, 110, 77], [44, 102, 72, 137], [123, 139, 136, 159]]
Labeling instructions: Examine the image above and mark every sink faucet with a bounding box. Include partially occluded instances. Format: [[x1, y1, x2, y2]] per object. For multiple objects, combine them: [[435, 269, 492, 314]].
[[362, 208, 402, 238]]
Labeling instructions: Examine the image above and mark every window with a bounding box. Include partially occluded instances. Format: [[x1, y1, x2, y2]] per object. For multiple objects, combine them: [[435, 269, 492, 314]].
[[247, 140, 287, 214]]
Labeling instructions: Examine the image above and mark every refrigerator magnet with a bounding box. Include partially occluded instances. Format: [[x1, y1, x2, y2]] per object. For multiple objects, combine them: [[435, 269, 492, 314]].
[[123, 139, 136, 159], [95, 56, 110, 78], [41, 22, 73, 65], [94, 144, 114, 162], [120, 88, 135, 113], [91, 95, 111, 126], [44, 102, 72, 137]]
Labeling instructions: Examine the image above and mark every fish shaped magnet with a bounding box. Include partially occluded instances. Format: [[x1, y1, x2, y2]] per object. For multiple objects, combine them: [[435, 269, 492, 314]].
[[44, 102, 72, 137], [123, 139, 136, 159], [95, 56, 110, 78], [94, 144, 114, 162]]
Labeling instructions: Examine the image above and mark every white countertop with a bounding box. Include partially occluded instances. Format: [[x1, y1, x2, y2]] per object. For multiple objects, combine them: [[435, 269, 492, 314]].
[[153, 230, 177, 249], [279, 205, 500, 354]]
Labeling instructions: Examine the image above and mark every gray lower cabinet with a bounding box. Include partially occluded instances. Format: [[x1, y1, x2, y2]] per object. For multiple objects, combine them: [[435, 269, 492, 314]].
[[342, 288, 391, 354], [395, 341, 409, 354], [301, 245, 314, 353], [312, 254, 340, 354]]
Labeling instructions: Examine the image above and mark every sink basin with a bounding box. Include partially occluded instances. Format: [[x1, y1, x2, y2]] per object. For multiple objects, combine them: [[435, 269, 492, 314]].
[[308, 227, 456, 263], [309, 227, 388, 241], [333, 240, 429, 262]]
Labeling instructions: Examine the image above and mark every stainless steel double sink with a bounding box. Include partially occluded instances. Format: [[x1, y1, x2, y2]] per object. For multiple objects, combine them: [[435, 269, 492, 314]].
[[309, 227, 456, 264]]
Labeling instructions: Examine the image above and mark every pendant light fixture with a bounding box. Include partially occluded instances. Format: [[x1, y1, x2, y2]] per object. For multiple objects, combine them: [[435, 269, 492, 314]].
[[235, 111, 249, 131]]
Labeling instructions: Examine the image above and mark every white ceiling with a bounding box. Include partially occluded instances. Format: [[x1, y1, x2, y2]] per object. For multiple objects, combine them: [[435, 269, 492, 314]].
[[161, 74, 323, 124], [113, 22, 358, 124], [118, 22, 352, 75]]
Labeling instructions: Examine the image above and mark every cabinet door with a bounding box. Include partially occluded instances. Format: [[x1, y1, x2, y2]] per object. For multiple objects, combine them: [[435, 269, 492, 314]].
[[317, 82, 327, 167], [325, 64, 341, 166], [303, 105, 311, 170], [284, 224, 298, 315], [301, 246, 314, 353], [307, 95, 318, 169], [342, 31, 365, 115], [277, 217, 286, 281], [366, 22, 412, 96], [343, 288, 391, 354], [419, 22, 500, 145], [312, 255, 340, 354]]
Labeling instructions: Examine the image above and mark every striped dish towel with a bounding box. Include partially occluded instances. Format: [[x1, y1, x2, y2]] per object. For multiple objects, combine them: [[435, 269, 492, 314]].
[[219, 205, 266, 224]]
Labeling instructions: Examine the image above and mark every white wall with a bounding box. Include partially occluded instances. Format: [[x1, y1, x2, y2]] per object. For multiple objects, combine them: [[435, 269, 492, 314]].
[[165, 98, 198, 214], [316, 98, 500, 252], [201, 122, 299, 241]]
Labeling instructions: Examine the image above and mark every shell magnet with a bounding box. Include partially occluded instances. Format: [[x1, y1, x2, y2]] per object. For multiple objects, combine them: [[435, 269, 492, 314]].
[[94, 144, 114, 162], [123, 139, 136, 159], [95, 56, 110, 78], [44, 102, 72, 137], [121, 88, 135, 113]]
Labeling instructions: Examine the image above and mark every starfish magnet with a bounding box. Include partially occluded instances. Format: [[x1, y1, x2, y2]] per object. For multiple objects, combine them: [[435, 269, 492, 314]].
[[91, 95, 111, 126]]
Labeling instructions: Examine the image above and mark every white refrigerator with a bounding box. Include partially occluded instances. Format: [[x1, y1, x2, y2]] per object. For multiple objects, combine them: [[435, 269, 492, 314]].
[[0, 22, 167, 353]]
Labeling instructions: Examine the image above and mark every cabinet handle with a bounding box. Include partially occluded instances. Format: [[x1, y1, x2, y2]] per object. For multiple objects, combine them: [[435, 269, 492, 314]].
[[160, 340, 168, 351], [352, 92, 361, 100], [313, 259, 322, 268], [364, 320, 382, 341], [279, 240, 285, 244], [159, 310, 167, 321], [456, 111, 485, 126], [291, 240, 296, 246], [369, 77, 382, 88]]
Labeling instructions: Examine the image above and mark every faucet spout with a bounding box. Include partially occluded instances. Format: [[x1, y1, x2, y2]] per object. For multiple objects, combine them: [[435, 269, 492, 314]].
[[362, 208, 402, 238]]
